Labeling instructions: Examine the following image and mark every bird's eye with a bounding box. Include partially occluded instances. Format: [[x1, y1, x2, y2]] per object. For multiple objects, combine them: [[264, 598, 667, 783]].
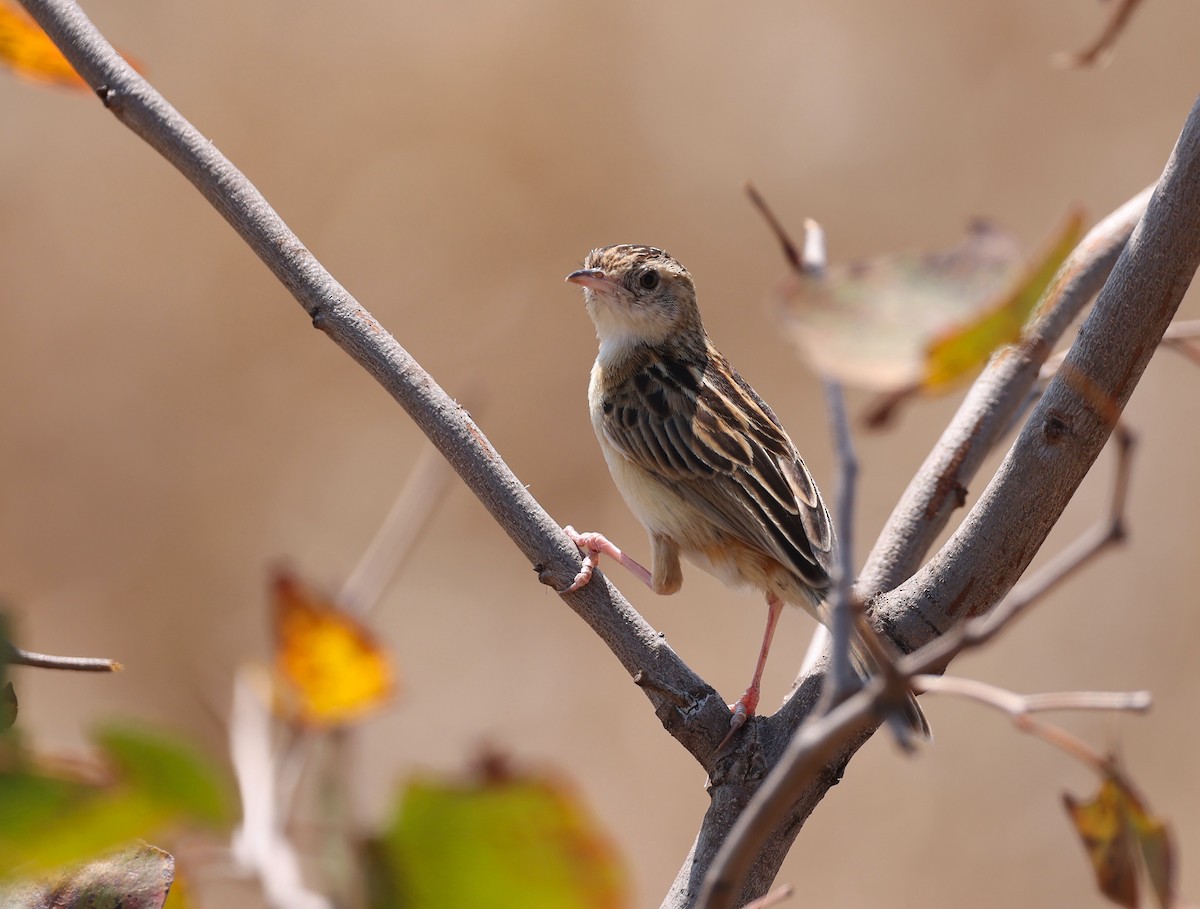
[[638, 269, 660, 291]]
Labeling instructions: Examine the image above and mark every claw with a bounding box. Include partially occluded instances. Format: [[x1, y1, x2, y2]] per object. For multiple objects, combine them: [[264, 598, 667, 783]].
[[716, 689, 759, 751], [563, 526, 599, 592], [562, 526, 653, 593], [717, 700, 752, 751]]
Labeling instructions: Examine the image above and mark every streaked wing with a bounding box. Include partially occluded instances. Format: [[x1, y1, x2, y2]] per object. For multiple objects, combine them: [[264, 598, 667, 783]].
[[599, 347, 835, 588]]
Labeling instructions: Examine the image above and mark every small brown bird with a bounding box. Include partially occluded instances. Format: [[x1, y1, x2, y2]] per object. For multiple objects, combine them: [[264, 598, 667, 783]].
[[563, 244, 926, 740]]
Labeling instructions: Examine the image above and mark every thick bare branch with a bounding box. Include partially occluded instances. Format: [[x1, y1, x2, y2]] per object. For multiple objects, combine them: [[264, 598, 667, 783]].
[[876, 121, 1198, 639], [17, 0, 733, 764], [16, 4, 1200, 908], [676, 101, 1200, 906]]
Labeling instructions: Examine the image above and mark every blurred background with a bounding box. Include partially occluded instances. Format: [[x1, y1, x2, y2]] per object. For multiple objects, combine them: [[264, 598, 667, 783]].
[[3, 0, 1199, 905]]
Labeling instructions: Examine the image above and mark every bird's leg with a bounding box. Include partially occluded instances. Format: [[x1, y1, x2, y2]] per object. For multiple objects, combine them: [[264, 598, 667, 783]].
[[720, 592, 784, 748], [562, 526, 653, 593]]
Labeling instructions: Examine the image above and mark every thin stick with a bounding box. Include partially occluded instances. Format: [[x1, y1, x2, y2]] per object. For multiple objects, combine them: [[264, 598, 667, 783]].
[[745, 183, 804, 274], [339, 442, 452, 615], [6, 645, 121, 672], [911, 674, 1143, 772], [1056, 0, 1145, 69], [912, 675, 1151, 716], [820, 378, 860, 702]]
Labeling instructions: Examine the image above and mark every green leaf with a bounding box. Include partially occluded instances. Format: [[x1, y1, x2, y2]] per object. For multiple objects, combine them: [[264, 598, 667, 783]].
[[94, 724, 232, 826], [372, 762, 626, 909], [0, 724, 231, 877]]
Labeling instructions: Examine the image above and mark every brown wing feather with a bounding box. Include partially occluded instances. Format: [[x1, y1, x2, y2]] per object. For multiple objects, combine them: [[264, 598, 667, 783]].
[[599, 346, 835, 588]]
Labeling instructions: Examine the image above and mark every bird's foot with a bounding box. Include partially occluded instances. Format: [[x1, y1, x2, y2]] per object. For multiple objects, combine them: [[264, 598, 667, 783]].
[[563, 526, 618, 593], [562, 526, 652, 593], [717, 687, 761, 751]]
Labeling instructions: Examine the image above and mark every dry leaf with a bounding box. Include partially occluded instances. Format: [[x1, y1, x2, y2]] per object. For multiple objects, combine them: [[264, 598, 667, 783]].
[[0, 843, 174, 909], [271, 568, 395, 727], [923, 209, 1083, 390], [1064, 770, 1177, 909], [776, 220, 1023, 392]]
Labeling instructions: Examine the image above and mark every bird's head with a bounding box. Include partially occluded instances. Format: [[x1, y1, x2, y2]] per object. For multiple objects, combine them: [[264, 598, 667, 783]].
[[566, 245, 703, 361]]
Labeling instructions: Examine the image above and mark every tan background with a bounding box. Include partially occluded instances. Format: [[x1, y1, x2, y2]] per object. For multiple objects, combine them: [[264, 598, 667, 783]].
[[3, 1, 1199, 906]]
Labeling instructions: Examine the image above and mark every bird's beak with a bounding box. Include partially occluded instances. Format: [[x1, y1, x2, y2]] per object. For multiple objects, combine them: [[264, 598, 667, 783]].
[[565, 268, 613, 292]]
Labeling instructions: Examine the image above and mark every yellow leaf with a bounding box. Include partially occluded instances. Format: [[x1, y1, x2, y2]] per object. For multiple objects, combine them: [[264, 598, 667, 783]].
[[1063, 769, 1177, 909], [1064, 778, 1139, 909], [1121, 779, 1176, 909], [923, 210, 1084, 391], [0, 0, 86, 89], [271, 569, 396, 728]]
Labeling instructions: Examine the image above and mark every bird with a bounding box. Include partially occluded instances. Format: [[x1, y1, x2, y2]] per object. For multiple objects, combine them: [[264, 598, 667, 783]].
[[562, 243, 928, 743]]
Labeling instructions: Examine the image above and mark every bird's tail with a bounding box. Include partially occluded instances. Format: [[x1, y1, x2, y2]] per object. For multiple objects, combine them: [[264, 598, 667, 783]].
[[849, 637, 932, 742]]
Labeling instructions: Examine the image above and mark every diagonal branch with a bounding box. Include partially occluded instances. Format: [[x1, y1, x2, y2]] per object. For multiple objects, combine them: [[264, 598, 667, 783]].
[[681, 99, 1200, 906], [16, 0, 735, 765], [694, 379, 1145, 909], [15, 4, 1200, 909]]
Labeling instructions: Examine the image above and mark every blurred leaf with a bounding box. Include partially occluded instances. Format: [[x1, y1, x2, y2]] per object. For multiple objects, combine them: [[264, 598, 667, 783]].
[[775, 220, 1023, 392], [272, 569, 395, 728], [95, 724, 233, 826], [0, 726, 230, 876], [923, 210, 1083, 390], [0, 612, 12, 731], [1122, 782, 1175, 909], [372, 754, 626, 909], [1063, 770, 1176, 909], [0, 843, 174, 909], [1, 682, 15, 729], [0, 0, 87, 88]]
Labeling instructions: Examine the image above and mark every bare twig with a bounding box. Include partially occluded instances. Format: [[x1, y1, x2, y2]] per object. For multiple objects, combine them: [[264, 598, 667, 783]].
[[744, 184, 826, 278], [912, 675, 1151, 716], [340, 442, 453, 615], [912, 674, 1146, 772], [821, 380, 858, 700], [1055, 0, 1145, 69], [5, 645, 121, 672], [745, 183, 803, 274], [1161, 318, 1200, 368]]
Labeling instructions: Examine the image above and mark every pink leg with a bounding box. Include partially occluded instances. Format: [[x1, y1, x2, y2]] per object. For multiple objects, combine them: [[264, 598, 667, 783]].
[[563, 526, 653, 593], [720, 592, 784, 749]]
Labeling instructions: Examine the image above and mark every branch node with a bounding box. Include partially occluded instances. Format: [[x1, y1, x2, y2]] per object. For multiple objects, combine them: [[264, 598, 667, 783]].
[[1042, 409, 1075, 445]]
